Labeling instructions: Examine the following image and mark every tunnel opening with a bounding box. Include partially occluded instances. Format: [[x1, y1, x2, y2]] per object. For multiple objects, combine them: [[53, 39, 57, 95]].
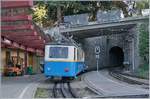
[[109, 46, 124, 67]]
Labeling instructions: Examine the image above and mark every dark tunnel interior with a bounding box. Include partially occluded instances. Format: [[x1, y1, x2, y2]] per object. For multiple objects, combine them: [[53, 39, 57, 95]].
[[109, 46, 124, 67]]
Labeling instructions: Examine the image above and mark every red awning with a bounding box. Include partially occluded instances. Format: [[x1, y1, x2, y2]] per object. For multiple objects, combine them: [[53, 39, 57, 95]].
[[1, 15, 32, 21], [1, 1, 50, 56], [1, 1, 33, 8]]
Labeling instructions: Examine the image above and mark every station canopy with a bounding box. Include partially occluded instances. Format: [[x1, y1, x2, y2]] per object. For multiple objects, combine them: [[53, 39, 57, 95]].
[[1, 1, 51, 55]]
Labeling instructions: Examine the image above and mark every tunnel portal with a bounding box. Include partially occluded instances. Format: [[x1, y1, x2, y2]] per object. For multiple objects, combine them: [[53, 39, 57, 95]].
[[109, 46, 124, 67]]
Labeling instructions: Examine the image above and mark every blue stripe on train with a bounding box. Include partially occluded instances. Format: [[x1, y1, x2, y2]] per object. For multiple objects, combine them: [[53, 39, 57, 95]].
[[44, 61, 85, 77]]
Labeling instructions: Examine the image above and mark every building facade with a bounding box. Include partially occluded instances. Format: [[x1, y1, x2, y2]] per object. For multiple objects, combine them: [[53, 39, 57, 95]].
[[1, 1, 49, 75]]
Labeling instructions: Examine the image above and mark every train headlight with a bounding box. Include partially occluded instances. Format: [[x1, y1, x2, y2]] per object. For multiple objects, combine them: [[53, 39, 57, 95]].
[[47, 67, 51, 71], [64, 68, 69, 72]]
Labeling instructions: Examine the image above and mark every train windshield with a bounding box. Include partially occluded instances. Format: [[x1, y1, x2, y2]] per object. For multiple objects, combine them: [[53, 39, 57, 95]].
[[49, 47, 68, 58]]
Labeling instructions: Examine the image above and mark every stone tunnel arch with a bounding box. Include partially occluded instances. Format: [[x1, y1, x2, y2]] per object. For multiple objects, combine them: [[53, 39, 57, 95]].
[[109, 46, 124, 67]]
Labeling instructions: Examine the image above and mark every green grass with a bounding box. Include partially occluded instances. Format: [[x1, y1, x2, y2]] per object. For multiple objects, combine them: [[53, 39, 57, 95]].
[[34, 88, 50, 98], [136, 64, 149, 79]]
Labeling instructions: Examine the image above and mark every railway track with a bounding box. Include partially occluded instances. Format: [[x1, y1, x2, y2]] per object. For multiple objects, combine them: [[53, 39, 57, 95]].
[[90, 94, 149, 98], [82, 70, 149, 98], [51, 68, 148, 98], [52, 82, 78, 98], [109, 69, 149, 85], [83, 74, 104, 96]]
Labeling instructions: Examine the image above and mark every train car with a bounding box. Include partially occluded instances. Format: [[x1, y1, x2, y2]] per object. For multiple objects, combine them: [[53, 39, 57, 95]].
[[44, 42, 86, 78]]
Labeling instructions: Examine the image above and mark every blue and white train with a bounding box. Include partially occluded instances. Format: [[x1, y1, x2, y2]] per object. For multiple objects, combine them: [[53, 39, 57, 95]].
[[44, 42, 86, 78]]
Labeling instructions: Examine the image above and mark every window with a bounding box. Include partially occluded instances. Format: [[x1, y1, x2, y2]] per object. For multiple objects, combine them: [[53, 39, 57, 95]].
[[49, 47, 68, 58]]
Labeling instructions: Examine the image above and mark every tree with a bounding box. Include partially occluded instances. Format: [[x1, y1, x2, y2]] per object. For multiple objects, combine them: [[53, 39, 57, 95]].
[[135, 0, 149, 15], [32, 1, 148, 27], [33, 1, 91, 27], [112, 1, 129, 17], [124, 0, 149, 16]]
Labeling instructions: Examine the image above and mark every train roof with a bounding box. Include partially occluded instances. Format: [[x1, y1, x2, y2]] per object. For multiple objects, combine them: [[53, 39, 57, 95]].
[[45, 42, 83, 50], [46, 42, 81, 47], [46, 42, 73, 46]]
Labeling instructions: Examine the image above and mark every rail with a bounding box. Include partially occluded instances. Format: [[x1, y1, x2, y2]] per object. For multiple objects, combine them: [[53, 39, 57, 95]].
[[52, 82, 78, 98], [82, 69, 149, 98], [109, 69, 149, 85]]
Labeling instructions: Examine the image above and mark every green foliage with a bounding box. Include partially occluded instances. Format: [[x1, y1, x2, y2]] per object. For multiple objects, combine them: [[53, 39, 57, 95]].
[[136, 63, 149, 79], [32, 3, 47, 26], [136, 0, 149, 9], [137, 22, 149, 79], [34, 88, 49, 98], [33, 1, 129, 27], [139, 23, 149, 63], [32, 1, 148, 27], [135, 0, 149, 15]]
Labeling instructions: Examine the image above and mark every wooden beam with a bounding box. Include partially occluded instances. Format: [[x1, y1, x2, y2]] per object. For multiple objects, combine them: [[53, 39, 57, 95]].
[[1, 24, 34, 30], [1, 36, 26, 50], [2, 31, 38, 36], [1, 1, 33, 8], [12, 38, 45, 43], [12, 42, 20, 48], [1, 36, 43, 53], [9, 37, 42, 43], [36, 49, 44, 53], [24, 44, 44, 48], [1, 15, 32, 21], [27, 46, 44, 49], [1, 37, 12, 45], [6, 35, 41, 39], [26, 47, 35, 52], [24, 42, 44, 44], [27, 44, 44, 46], [9, 39, 45, 48], [24, 42, 44, 46]]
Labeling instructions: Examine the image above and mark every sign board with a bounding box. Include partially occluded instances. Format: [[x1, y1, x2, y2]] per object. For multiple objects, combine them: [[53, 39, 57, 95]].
[[95, 46, 100, 59], [95, 46, 100, 54]]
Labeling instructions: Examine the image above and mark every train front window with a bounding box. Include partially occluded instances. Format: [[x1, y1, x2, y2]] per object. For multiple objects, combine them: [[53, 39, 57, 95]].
[[49, 47, 68, 58]]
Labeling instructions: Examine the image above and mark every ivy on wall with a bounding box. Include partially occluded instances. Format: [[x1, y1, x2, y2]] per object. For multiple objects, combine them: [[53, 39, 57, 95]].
[[139, 22, 149, 64]]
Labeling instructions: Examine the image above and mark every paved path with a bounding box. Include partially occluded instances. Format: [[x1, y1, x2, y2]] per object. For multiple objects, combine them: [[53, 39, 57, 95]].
[[84, 71, 149, 97], [1, 74, 46, 99]]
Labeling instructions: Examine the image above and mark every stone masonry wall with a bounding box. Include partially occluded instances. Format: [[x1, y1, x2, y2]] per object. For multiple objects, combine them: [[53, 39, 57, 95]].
[[81, 30, 139, 71]]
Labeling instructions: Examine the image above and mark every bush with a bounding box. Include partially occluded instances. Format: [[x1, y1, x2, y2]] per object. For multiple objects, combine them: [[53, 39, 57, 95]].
[[136, 63, 149, 79], [139, 23, 149, 64], [137, 23, 149, 78]]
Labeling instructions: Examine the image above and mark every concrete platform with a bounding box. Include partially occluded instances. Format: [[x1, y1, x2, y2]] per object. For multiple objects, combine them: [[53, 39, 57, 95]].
[[84, 71, 149, 97], [1, 74, 46, 98]]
